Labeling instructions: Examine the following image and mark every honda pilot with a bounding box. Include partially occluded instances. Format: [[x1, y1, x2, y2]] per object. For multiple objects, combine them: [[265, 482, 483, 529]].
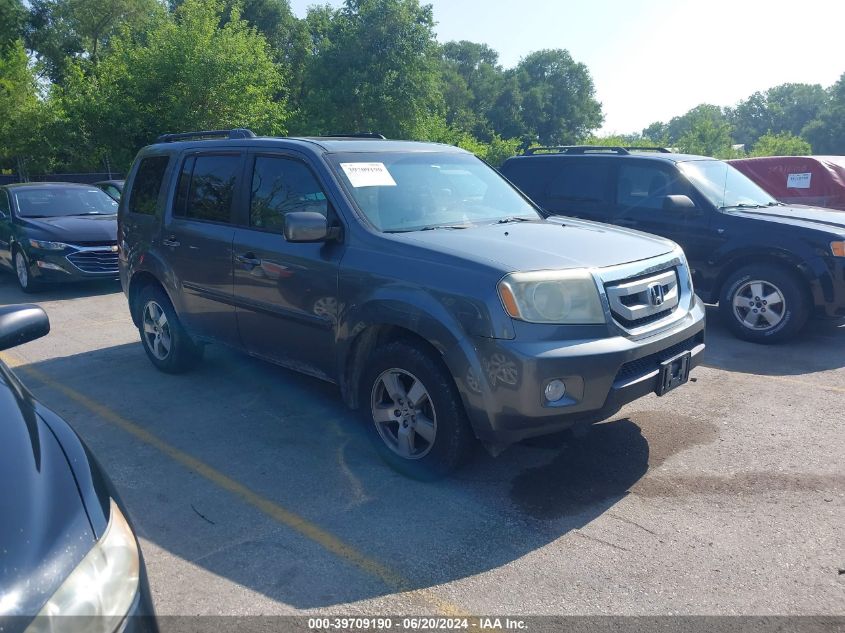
[[118, 130, 706, 478]]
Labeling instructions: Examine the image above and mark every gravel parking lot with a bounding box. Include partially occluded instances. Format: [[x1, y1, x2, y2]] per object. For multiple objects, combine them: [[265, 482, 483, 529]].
[[1, 275, 843, 617]]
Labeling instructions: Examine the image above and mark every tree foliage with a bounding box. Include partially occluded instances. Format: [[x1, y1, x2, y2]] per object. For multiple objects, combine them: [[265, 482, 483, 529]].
[[749, 132, 811, 157], [802, 73, 845, 154], [56, 0, 288, 169]]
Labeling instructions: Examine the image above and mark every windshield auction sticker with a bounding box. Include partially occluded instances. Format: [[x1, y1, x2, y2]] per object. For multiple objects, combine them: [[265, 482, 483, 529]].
[[340, 162, 397, 187]]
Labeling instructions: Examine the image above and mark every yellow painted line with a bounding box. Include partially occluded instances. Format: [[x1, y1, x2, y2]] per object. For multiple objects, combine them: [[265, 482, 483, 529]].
[[0, 351, 463, 616]]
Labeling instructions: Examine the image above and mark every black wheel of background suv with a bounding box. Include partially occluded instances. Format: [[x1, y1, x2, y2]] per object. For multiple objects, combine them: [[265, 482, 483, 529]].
[[137, 285, 203, 373], [719, 264, 810, 343], [13, 248, 38, 294], [360, 341, 475, 480]]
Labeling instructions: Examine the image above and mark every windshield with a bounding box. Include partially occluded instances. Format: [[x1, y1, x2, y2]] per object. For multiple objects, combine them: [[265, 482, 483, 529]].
[[679, 160, 778, 210], [13, 187, 119, 218], [327, 152, 540, 232]]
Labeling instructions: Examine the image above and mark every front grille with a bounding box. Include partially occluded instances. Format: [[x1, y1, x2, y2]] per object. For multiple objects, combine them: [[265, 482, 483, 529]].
[[604, 268, 680, 329], [614, 332, 704, 384], [67, 249, 119, 274]]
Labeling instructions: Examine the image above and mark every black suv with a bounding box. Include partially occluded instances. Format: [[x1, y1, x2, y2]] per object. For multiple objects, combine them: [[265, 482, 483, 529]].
[[501, 146, 845, 343], [119, 130, 705, 478]]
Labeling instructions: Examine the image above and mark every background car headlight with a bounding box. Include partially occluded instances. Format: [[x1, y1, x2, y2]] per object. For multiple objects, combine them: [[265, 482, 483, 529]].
[[498, 269, 605, 324], [28, 239, 68, 251], [27, 500, 140, 633]]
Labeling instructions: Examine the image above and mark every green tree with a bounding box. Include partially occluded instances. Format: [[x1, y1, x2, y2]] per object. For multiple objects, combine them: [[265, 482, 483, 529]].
[[57, 0, 287, 169], [802, 73, 845, 154], [674, 106, 735, 157], [0, 40, 53, 173], [749, 131, 811, 157], [729, 83, 827, 146], [26, 0, 164, 82], [297, 0, 443, 138], [512, 49, 603, 145], [0, 0, 25, 53], [641, 121, 669, 144], [439, 40, 504, 139]]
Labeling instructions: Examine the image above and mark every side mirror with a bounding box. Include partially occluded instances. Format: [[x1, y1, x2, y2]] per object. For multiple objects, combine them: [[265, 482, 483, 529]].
[[284, 212, 337, 243], [662, 195, 697, 211], [0, 305, 50, 352]]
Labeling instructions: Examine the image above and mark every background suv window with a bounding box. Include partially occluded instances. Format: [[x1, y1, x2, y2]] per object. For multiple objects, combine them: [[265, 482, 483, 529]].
[[177, 154, 240, 223], [250, 156, 327, 232], [0, 190, 9, 216], [545, 162, 612, 204], [128, 156, 169, 216], [617, 164, 685, 209]]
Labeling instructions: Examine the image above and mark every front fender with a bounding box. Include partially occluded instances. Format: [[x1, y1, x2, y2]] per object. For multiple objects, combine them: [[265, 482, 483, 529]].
[[337, 286, 504, 439]]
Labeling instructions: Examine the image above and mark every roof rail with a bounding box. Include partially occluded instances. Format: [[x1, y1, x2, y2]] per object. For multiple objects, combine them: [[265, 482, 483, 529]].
[[523, 146, 631, 155], [323, 132, 387, 139], [624, 146, 671, 153], [155, 128, 256, 143]]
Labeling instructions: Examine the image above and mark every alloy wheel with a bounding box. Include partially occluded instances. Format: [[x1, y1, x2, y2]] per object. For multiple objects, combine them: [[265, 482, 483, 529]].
[[370, 368, 437, 459], [732, 279, 786, 331], [15, 252, 28, 289], [142, 300, 172, 360]]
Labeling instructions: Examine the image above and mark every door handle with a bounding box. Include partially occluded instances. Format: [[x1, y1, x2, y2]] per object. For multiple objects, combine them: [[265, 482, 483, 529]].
[[162, 236, 180, 247], [236, 253, 261, 267]]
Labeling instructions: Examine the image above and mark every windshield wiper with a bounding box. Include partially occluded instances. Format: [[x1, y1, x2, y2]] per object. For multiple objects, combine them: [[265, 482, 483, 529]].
[[495, 216, 533, 224], [385, 224, 469, 233], [721, 203, 768, 210]]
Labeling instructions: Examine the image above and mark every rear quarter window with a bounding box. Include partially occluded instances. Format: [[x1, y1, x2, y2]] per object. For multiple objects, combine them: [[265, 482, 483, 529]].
[[128, 156, 170, 216]]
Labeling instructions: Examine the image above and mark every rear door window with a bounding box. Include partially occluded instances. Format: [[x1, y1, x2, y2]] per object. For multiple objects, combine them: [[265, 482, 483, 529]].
[[128, 156, 169, 216], [175, 154, 241, 224], [545, 161, 613, 205]]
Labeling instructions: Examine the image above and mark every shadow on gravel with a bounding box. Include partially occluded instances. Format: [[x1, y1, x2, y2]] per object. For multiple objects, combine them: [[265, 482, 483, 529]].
[[510, 411, 719, 520], [0, 271, 121, 303], [5, 338, 716, 609], [700, 305, 845, 376]]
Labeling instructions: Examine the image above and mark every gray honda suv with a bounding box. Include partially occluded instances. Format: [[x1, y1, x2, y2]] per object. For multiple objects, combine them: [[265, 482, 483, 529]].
[[118, 130, 706, 478]]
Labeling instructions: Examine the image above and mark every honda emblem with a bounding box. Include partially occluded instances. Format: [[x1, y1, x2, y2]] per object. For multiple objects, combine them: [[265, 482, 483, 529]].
[[649, 283, 665, 306]]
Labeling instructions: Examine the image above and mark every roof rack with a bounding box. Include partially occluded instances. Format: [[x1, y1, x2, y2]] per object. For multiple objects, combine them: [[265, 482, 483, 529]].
[[624, 146, 671, 153], [524, 146, 631, 155], [155, 128, 256, 143], [323, 132, 387, 139]]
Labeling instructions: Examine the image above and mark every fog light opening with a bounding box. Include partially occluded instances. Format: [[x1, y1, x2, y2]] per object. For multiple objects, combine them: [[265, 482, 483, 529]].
[[544, 379, 566, 403]]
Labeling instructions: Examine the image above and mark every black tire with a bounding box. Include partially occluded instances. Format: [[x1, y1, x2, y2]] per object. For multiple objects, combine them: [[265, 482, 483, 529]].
[[136, 284, 203, 373], [13, 249, 38, 294], [719, 264, 810, 343], [359, 341, 476, 480]]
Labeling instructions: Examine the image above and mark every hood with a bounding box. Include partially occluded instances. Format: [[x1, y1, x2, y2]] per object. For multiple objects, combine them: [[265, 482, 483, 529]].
[[395, 218, 676, 272], [0, 368, 95, 618], [20, 215, 117, 243], [731, 205, 845, 234]]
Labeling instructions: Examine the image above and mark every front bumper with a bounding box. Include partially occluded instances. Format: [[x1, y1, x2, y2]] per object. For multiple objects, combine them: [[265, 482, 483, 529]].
[[27, 244, 120, 283], [455, 296, 706, 446]]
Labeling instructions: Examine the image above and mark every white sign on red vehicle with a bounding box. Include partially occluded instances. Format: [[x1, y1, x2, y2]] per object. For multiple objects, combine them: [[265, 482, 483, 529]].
[[786, 172, 812, 189]]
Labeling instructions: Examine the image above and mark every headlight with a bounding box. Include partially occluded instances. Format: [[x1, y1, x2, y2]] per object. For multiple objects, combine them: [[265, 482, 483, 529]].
[[26, 500, 140, 633], [831, 241, 845, 257], [28, 239, 68, 251], [498, 269, 605, 324]]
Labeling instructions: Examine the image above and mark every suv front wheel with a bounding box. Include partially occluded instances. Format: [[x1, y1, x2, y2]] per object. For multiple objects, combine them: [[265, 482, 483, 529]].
[[360, 341, 475, 479], [719, 264, 810, 343], [137, 285, 203, 373]]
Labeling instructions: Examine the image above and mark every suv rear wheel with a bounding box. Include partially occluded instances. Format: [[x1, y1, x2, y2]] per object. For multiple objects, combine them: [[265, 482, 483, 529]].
[[137, 285, 203, 373], [360, 341, 475, 479], [719, 264, 809, 343]]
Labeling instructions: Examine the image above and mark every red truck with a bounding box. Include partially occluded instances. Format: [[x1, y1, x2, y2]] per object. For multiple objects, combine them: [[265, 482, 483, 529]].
[[729, 155, 845, 211]]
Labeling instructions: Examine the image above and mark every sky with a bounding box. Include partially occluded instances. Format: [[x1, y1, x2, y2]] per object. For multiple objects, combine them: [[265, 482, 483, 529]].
[[287, 0, 845, 135]]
